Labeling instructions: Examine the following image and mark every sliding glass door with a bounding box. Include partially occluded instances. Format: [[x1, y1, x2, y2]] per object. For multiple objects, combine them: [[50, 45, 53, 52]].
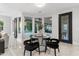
[[61, 15, 69, 40], [59, 12, 72, 44]]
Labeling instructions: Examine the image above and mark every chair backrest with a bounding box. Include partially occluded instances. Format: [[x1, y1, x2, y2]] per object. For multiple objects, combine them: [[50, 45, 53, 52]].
[[23, 40, 31, 45], [23, 38, 39, 45], [30, 38, 39, 43], [50, 38, 59, 43], [43, 38, 50, 42]]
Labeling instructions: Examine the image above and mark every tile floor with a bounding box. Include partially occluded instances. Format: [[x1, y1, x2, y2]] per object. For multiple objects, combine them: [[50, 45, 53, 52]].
[[1, 42, 79, 56]]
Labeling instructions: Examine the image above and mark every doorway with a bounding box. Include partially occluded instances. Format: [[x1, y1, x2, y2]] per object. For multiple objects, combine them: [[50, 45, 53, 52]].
[[59, 12, 72, 44]]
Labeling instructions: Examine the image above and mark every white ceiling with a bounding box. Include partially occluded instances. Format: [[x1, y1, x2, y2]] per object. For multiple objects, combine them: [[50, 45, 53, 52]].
[[0, 3, 79, 16]]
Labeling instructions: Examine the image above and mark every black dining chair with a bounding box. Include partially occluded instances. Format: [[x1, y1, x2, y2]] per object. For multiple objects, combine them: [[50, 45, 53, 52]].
[[23, 38, 40, 56], [45, 38, 59, 56]]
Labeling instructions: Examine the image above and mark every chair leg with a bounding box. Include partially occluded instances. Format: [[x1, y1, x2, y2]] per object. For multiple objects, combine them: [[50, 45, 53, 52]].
[[58, 47, 60, 52], [38, 47, 40, 54], [54, 49, 56, 56], [24, 49, 26, 56], [30, 51, 32, 56], [45, 45, 47, 53]]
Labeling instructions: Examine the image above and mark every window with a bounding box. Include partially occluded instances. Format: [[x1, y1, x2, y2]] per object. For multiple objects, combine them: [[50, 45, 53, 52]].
[[24, 17, 32, 33], [35, 18, 42, 33], [44, 17, 52, 33]]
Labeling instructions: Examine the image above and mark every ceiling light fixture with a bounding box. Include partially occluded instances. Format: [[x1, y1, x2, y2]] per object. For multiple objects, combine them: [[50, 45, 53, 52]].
[[34, 3, 46, 7]]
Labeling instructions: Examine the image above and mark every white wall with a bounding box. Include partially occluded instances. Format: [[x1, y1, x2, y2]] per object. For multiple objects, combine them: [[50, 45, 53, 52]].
[[52, 14, 58, 39], [72, 7, 79, 45]]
